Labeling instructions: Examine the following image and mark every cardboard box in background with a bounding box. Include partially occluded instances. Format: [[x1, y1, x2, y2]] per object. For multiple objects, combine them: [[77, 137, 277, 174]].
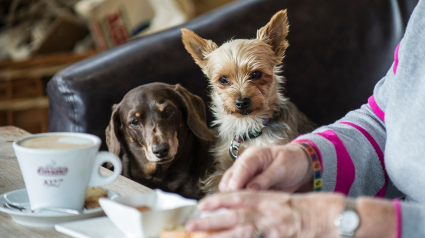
[[75, 0, 155, 50], [75, 0, 235, 50]]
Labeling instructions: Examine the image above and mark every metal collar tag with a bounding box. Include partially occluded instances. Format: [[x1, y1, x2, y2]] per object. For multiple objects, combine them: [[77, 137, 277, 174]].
[[228, 111, 273, 161]]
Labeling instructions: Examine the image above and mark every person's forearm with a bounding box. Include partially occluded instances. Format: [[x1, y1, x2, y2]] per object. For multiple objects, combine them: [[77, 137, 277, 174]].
[[355, 197, 396, 238], [293, 103, 389, 197]]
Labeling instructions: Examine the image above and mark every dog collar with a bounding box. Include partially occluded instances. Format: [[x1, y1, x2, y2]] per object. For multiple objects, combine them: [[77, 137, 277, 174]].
[[229, 112, 273, 161]]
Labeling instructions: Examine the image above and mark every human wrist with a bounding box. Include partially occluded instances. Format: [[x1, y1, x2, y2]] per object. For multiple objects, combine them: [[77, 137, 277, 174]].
[[290, 142, 320, 192], [354, 197, 396, 238], [297, 157, 314, 192], [320, 194, 346, 238], [290, 193, 344, 238]]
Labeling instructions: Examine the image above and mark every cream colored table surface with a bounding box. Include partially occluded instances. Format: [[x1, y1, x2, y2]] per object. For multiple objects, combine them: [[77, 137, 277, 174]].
[[0, 126, 152, 238]]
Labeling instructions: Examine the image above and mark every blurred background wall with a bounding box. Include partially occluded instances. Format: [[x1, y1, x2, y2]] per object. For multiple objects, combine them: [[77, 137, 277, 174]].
[[0, 0, 235, 133]]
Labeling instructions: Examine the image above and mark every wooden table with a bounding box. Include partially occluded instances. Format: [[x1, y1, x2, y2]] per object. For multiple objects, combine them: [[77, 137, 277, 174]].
[[0, 126, 152, 238]]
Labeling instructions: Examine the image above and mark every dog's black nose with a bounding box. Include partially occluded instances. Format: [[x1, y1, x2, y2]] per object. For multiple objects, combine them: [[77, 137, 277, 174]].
[[235, 98, 251, 110], [152, 143, 169, 158]]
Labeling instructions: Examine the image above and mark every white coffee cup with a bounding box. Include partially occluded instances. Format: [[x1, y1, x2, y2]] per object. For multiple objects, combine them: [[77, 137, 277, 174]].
[[13, 132, 122, 212]]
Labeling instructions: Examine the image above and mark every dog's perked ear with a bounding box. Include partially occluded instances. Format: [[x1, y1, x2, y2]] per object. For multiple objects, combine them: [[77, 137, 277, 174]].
[[174, 84, 216, 142], [257, 9, 290, 58], [105, 104, 123, 157], [181, 28, 217, 66]]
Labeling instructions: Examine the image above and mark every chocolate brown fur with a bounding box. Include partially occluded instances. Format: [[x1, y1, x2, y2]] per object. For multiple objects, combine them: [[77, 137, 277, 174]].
[[106, 83, 216, 199]]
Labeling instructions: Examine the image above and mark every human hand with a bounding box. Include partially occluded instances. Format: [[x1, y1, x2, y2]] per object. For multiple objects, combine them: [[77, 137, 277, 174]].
[[219, 144, 313, 193], [186, 191, 345, 238]]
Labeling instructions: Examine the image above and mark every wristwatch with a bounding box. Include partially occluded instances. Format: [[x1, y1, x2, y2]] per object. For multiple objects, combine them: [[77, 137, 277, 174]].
[[334, 198, 360, 238]]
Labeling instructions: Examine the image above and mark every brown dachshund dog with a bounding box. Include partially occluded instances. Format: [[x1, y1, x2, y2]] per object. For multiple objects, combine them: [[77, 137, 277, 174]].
[[106, 83, 216, 199]]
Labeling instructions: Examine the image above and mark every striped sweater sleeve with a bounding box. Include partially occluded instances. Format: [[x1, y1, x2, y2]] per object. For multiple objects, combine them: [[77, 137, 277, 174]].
[[294, 2, 425, 237], [294, 98, 401, 198], [293, 29, 402, 198]]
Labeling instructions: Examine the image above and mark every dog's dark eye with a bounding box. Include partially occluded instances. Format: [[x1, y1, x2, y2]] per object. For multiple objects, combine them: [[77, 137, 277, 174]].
[[219, 76, 230, 86], [250, 71, 262, 80], [165, 107, 174, 116], [130, 118, 139, 126]]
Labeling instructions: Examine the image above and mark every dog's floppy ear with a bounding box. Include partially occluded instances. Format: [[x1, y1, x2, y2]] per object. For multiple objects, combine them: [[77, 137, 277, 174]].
[[174, 84, 215, 142], [257, 9, 289, 57], [105, 104, 123, 157], [181, 28, 218, 66]]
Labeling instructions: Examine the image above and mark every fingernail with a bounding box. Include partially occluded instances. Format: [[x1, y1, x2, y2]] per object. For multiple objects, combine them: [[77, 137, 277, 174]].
[[248, 183, 261, 190]]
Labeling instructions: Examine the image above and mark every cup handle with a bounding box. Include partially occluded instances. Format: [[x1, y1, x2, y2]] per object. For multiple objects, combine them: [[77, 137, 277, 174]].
[[88, 151, 122, 187]]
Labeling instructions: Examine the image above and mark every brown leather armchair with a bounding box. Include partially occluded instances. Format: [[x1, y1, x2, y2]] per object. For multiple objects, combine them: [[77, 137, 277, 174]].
[[47, 0, 418, 150]]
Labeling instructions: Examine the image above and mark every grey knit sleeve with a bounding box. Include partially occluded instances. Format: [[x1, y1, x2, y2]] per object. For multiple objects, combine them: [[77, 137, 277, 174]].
[[295, 1, 425, 236], [382, 1, 425, 237], [294, 97, 402, 199]]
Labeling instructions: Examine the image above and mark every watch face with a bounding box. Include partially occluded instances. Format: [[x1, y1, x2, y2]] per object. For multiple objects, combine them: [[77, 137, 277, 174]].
[[340, 210, 360, 231]]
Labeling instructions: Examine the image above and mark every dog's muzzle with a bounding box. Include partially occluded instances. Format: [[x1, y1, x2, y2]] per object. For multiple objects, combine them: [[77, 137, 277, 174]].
[[238, 109, 252, 115], [235, 98, 251, 110], [152, 143, 170, 159]]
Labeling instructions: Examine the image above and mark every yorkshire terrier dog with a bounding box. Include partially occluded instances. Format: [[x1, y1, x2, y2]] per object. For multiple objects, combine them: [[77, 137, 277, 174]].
[[181, 10, 316, 193]]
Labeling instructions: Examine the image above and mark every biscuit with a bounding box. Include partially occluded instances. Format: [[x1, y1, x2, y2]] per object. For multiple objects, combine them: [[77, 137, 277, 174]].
[[135, 205, 151, 212], [160, 226, 215, 238], [160, 230, 213, 238], [84, 187, 108, 209]]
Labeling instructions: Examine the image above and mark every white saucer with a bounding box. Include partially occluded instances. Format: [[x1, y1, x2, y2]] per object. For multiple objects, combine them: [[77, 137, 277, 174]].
[[0, 188, 120, 227]]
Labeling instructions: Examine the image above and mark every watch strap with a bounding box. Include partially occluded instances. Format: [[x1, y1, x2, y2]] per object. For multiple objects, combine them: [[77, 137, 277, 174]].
[[337, 198, 359, 238], [345, 198, 357, 212]]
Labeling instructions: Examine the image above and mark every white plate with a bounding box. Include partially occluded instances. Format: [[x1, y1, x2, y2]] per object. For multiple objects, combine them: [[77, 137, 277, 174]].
[[99, 189, 198, 238], [55, 217, 126, 238], [0, 188, 120, 227], [55, 198, 229, 238]]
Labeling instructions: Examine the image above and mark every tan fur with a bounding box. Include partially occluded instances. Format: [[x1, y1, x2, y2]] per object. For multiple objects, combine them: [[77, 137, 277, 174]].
[[143, 125, 179, 163], [181, 10, 316, 194], [181, 28, 218, 65], [142, 162, 157, 175]]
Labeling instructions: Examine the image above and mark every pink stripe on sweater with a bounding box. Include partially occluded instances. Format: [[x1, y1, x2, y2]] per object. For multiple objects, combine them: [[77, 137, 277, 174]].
[[292, 139, 323, 172], [368, 95, 385, 122], [393, 199, 402, 238], [394, 42, 401, 74], [340, 122, 388, 197], [315, 130, 355, 195]]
